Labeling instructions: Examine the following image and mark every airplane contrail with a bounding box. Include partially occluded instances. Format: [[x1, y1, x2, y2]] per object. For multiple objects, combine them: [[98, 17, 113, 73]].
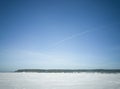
[[53, 30, 90, 46], [52, 22, 120, 48]]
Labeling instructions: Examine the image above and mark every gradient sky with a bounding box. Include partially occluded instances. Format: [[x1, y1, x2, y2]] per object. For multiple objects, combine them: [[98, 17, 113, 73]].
[[0, 0, 120, 71]]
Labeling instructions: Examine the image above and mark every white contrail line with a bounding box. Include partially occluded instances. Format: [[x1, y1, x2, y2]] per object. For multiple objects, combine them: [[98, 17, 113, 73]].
[[52, 22, 120, 47], [53, 30, 90, 46]]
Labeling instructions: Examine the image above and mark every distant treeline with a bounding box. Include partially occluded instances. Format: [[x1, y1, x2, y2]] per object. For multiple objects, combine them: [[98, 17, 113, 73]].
[[15, 69, 120, 73]]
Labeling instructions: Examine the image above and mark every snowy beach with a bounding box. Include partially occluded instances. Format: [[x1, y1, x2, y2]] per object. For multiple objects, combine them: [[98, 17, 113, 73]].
[[0, 73, 120, 89]]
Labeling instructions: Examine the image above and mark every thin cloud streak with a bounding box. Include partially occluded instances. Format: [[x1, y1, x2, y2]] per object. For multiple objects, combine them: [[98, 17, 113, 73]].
[[53, 30, 90, 46], [52, 22, 120, 48]]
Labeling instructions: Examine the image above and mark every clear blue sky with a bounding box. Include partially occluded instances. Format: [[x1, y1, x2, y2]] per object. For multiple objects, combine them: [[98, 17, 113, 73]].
[[0, 0, 120, 71]]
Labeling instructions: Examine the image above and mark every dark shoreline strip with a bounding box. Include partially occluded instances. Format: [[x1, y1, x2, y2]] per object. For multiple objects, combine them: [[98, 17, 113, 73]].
[[15, 69, 120, 73]]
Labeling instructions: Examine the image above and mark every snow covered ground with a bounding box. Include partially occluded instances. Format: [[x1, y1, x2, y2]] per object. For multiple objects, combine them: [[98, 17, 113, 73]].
[[0, 73, 120, 89]]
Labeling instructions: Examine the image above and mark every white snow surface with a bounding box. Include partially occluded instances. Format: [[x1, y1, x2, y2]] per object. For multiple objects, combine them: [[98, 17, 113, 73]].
[[0, 73, 120, 89]]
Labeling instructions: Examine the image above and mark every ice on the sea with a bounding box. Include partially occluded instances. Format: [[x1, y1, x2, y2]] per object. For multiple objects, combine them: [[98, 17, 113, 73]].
[[0, 73, 120, 89]]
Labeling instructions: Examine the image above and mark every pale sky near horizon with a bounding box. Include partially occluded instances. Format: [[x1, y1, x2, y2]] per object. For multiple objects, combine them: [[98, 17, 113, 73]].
[[0, 0, 120, 71]]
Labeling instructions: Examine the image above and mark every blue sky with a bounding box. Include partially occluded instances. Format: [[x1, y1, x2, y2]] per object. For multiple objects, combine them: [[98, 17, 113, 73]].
[[0, 0, 120, 71]]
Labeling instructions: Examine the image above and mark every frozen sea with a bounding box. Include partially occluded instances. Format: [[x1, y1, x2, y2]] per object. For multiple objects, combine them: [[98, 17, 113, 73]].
[[0, 73, 120, 89]]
